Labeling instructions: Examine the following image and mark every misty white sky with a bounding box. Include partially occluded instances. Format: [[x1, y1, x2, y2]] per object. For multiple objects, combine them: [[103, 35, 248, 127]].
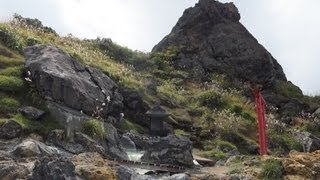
[[0, 0, 319, 94]]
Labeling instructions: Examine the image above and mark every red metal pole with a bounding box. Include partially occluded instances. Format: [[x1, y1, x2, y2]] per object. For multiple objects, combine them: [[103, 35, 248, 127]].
[[253, 87, 267, 155]]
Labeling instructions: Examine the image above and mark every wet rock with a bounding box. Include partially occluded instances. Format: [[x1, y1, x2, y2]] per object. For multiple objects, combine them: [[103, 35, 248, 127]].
[[294, 131, 320, 152], [18, 106, 45, 120], [24, 44, 123, 123], [0, 161, 29, 180], [72, 152, 116, 180], [0, 120, 22, 139], [163, 173, 190, 180], [141, 135, 193, 167], [32, 156, 76, 180], [116, 165, 150, 180], [120, 135, 136, 150], [12, 139, 59, 158], [103, 123, 129, 160]]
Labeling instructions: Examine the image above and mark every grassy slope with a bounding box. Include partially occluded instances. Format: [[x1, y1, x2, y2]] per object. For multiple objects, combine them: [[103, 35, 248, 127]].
[[0, 17, 319, 157]]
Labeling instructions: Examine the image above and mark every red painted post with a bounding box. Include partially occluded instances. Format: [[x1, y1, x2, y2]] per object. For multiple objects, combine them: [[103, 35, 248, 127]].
[[253, 86, 267, 155]]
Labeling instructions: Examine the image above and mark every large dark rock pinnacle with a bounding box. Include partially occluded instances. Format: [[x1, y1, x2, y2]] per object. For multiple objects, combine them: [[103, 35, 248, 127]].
[[152, 0, 286, 86]]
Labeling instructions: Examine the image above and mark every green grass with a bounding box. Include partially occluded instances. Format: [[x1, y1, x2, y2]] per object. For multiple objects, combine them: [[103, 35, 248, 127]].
[[193, 149, 226, 161], [274, 80, 303, 99], [0, 55, 24, 68], [119, 119, 146, 134], [0, 96, 20, 112], [0, 66, 23, 76], [268, 130, 303, 154], [260, 159, 284, 180], [174, 129, 190, 136], [13, 113, 60, 134], [83, 119, 106, 139], [0, 75, 23, 91]]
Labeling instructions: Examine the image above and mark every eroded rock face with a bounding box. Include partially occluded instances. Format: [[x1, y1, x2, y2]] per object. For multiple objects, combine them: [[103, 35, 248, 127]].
[[152, 0, 286, 85], [24, 44, 123, 124], [141, 135, 193, 167], [0, 120, 22, 139]]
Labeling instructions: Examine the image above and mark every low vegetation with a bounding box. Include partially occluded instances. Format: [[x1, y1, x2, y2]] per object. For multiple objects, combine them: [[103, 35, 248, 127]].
[[83, 119, 106, 139], [260, 159, 284, 180]]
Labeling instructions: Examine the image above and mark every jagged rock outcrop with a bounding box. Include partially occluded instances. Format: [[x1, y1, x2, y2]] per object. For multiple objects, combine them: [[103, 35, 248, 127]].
[[152, 0, 286, 86], [24, 44, 124, 127]]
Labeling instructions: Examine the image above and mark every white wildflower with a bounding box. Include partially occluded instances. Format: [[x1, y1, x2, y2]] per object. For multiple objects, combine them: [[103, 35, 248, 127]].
[[27, 71, 31, 76], [80, 110, 83, 114], [102, 102, 106, 107], [120, 113, 124, 118], [24, 77, 32, 82], [95, 98, 98, 101], [101, 90, 105, 94], [107, 96, 111, 102]]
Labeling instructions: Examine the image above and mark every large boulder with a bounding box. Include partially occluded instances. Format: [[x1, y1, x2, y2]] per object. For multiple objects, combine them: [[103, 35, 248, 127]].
[[12, 138, 59, 158], [152, 0, 286, 85], [24, 44, 124, 126], [32, 156, 76, 180], [141, 135, 193, 167], [0, 120, 22, 139]]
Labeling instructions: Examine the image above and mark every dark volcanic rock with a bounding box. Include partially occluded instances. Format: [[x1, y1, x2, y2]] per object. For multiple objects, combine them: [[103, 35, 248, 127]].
[[0, 120, 22, 139], [32, 156, 76, 180], [24, 44, 123, 123], [18, 106, 45, 120], [152, 0, 286, 86], [120, 87, 149, 127], [141, 135, 193, 167], [12, 138, 59, 158]]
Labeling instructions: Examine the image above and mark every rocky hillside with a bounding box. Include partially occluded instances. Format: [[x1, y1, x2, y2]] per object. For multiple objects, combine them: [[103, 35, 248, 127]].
[[0, 1, 319, 179]]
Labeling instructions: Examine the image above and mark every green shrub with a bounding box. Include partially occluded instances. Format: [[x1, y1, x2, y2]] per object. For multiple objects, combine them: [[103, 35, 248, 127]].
[[0, 66, 23, 76], [119, 119, 146, 134], [260, 159, 284, 180], [197, 90, 228, 109], [230, 105, 255, 123], [0, 97, 20, 112], [268, 130, 303, 154], [0, 75, 23, 91], [83, 119, 105, 139], [26, 36, 41, 46], [0, 55, 24, 68], [0, 25, 24, 52]]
